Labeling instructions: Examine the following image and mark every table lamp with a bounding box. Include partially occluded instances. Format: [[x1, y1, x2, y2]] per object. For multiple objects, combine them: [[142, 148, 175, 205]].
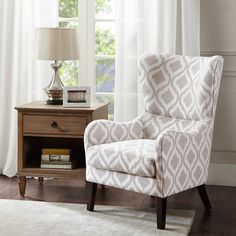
[[35, 28, 80, 105]]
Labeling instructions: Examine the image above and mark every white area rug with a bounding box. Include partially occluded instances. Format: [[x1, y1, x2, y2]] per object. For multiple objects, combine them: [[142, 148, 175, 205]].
[[0, 199, 194, 236]]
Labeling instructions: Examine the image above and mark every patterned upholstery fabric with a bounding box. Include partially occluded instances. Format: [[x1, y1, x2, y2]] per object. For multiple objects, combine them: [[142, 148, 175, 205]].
[[84, 119, 143, 150], [87, 139, 156, 177], [139, 54, 223, 120], [142, 112, 204, 139], [155, 120, 213, 197], [85, 53, 224, 198], [86, 165, 162, 197]]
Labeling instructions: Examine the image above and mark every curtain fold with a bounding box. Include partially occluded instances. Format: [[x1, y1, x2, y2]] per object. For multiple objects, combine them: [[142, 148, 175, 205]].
[[114, 0, 200, 121], [0, 0, 57, 177]]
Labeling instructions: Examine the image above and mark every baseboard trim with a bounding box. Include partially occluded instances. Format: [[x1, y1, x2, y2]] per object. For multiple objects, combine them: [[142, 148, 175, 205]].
[[200, 50, 236, 56], [207, 163, 236, 186]]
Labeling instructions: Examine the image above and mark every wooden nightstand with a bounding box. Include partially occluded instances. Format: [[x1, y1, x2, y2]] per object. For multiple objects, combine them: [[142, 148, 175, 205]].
[[15, 101, 108, 197]]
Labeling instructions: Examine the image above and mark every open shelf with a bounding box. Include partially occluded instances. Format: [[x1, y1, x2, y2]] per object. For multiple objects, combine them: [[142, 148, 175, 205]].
[[22, 136, 85, 170]]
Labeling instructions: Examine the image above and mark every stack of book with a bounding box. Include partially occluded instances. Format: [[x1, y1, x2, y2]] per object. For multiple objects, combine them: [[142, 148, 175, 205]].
[[40, 148, 75, 169]]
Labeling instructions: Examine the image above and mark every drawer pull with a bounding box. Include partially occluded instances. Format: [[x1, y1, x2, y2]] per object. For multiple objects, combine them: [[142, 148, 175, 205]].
[[51, 121, 58, 128]]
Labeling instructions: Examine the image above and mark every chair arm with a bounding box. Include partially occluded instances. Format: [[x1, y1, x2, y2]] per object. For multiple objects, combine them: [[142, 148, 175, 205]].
[[155, 119, 212, 197], [84, 119, 143, 151]]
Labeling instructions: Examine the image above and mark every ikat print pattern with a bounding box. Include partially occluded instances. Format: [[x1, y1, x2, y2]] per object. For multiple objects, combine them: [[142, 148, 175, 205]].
[[84, 119, 143, 150], [139, 54, 223, 120], [141, 112, 208, 139], [86, 165, 163, 197], [87, 139, 157, 177], [155, 121, 213, 197], [84, 53, 224, 198]]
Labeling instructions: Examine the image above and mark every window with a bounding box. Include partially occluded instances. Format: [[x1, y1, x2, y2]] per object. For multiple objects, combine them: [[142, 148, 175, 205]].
[[58, 0, 115, 120], [58, 0, 80, 86]]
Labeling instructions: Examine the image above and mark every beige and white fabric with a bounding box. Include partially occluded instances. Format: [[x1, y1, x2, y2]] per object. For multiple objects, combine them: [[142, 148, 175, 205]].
[[85, 53, 224, 198], [87, 139, 156, 178]]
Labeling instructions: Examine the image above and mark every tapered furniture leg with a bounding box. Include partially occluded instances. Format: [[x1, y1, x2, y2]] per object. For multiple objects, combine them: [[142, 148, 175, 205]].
[[38, 177, 44, 185], [197, 184, 212, 210], [18, 176, 26, 197], [156, 197, 167, 230], [87, 182, 97, 211]]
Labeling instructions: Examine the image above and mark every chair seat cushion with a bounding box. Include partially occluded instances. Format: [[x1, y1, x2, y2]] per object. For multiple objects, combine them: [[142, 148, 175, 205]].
[[86, 139, 156, 177]]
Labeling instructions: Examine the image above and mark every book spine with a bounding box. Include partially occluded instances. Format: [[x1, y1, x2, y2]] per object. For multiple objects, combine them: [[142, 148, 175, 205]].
[[40, 160, 72, 165], [40, 164, 72, 169], [41, 154, 70, 162], [41, 149, 71, 155]]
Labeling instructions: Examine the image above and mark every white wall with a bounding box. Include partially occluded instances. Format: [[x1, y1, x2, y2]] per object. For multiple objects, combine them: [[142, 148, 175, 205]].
[[201, 0, 236, 186]]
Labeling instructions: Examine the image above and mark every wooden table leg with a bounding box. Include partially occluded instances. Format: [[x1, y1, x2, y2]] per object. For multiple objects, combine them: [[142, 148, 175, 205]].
[[38, 177, 44, 185], [18, 176, 26, 197]]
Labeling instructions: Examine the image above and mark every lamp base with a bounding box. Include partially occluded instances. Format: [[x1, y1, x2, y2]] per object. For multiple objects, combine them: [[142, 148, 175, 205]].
[[44, 60, 64, 105], [46, 99, 63, 105]]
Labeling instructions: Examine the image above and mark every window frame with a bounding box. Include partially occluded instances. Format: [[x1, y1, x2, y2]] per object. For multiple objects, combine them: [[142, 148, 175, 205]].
[[58, 0, 116, 119]]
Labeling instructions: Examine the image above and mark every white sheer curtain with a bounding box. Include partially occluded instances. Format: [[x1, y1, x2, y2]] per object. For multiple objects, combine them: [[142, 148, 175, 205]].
[[114, 0, 200, 121], [0, 0, 57, 177]]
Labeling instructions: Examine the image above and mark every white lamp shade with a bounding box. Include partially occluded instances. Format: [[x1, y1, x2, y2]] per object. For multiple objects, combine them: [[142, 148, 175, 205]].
[[35, 28, 80, 60]]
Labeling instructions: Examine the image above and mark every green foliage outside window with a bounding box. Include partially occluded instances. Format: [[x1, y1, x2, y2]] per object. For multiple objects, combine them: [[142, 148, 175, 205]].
[[59, 0, 113, 18], [59, 0, 115, 120], [59, 0, 78, 18], [95, 0, 112, 15], [59, 21, 78, 28], [95, 28, 115, 55], [59, 61, 79, 86]]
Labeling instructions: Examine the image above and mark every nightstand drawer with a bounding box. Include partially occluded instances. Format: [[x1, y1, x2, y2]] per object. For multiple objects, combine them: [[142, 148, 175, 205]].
[[23, 114, 87, 136]]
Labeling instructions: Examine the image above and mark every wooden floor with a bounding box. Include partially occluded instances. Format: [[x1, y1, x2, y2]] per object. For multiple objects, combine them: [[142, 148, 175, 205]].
[[0, 176, 235, 235]]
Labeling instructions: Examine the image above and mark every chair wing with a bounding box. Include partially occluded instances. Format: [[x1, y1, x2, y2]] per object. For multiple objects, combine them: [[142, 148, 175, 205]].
[[138, 53, 224, 120]]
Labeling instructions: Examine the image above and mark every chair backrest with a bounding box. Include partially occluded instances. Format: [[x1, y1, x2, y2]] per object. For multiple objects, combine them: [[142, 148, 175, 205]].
[[138, 53, 224, 121]]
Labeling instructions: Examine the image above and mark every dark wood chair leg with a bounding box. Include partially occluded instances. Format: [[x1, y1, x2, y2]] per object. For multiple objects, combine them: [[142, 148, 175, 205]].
[[197, 184, 212, 210], [38, 177, 44, 185], [156, 197, 167, 230], [87, 182, 97, 211]]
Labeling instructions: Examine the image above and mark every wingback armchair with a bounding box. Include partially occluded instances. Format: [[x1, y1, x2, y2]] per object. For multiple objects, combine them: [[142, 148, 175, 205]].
[[84, 53, 224, 229]]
